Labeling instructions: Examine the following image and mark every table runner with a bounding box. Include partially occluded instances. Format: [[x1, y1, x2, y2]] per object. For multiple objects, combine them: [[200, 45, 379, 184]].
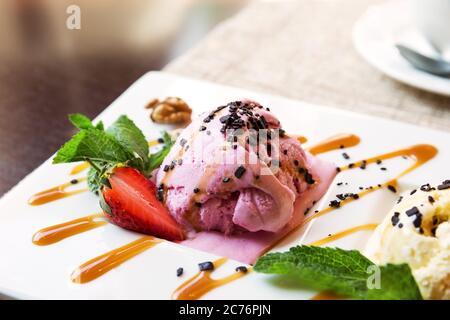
[[165, 0, 450, 132]]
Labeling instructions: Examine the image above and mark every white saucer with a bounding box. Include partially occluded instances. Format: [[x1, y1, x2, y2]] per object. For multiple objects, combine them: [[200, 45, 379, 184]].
[[353, 0, 450, 96]]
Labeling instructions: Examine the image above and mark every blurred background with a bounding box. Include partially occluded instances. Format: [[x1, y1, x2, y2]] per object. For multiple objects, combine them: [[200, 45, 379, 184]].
[[0, 0, 248, 195]]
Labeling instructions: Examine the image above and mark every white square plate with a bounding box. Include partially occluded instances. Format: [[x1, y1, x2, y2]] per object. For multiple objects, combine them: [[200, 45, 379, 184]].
[[0, 71, 448, 299]]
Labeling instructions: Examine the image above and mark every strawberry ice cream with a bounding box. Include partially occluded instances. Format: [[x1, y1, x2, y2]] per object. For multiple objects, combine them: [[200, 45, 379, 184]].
[[156, 100, 336, 263]]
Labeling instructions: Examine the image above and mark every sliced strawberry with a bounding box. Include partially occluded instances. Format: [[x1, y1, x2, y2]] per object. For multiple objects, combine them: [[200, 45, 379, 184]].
[[101, 167, 184, 241]]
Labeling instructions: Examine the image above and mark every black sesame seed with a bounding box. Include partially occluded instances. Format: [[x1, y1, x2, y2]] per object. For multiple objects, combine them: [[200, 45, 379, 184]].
[[163, 165, 170, 172], [428, 196, 435, 204], [193, 188, 200, 194], [397, 196, 403, 204], [198, 261, 214, 272], [337, 182, 343, 186], [380, 167, 387, 171], [70, 179, 79, 185], [157, 137, 164, 144], [342, 152, 350, 160], [206, 130, 211, 135], [339, 145, 344, 149], [180, 138, 187, 147], [222, 177, 231, 183], [199, 126, 207, 131], [398, 223, 403, 228], [376, 159, 382, 165], [293, 159, 299, 166], [178, 159, 183, 165], [410, 189, 417, 195], [336, 167, 341, 173], [234, 166, 246, 179], [195, 202, 202, 207], [283, 149, 288, 155], [348, 163, 355, 168], [176, 267, 183, 277]]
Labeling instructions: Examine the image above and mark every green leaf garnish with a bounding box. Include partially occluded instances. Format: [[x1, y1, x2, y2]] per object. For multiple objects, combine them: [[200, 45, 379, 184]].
[[254, 245, 422, 300], [53, 129, 131, 164], [147, 131, 174, 174], [106, 115, 149, 164], [53, 113, 174, 193]]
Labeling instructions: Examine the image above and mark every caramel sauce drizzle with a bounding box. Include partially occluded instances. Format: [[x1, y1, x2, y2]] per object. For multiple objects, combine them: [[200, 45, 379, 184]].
[[71, 236, 161, 284], [28, 177, 88, 206], [308, 223, 378, 247], [172, 258, 250, 300], [70, 162, 90, 175], [301, 144, 437, 228], [307, 133, 361, 155], [32, 213, 107, 246], [307, 224, 378, 300], [31, 131, 437, 299], [297, 136, 308, 144]]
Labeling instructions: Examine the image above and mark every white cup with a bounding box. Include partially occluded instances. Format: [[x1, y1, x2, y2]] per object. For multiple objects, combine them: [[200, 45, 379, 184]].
[[410, 0, 450, 53]]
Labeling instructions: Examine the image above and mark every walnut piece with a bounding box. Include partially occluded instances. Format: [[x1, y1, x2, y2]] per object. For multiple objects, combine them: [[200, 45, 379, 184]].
[[146, 97, 192, 125]]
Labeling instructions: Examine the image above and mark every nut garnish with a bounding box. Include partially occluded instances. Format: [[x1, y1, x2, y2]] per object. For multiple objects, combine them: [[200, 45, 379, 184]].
[[146, 97, 192, 124]]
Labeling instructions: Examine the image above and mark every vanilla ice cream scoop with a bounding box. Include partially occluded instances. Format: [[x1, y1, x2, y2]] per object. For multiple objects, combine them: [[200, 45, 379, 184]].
[[365, 180, 450, 300]]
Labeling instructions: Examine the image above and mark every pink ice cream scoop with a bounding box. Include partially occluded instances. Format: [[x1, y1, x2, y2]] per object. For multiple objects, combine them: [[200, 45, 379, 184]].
[[156, 101, 324, 236]]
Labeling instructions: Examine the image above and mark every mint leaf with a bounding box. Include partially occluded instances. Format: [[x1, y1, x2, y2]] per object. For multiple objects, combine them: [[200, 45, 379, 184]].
[[54, 114, 175, 192], [147, 131, 174, 173], [53, 129, 131, 164], [106, 115, 149, 163], [367, 264, 422, 300], [69, 113, 95, 130], [254, 246, 422, 300]]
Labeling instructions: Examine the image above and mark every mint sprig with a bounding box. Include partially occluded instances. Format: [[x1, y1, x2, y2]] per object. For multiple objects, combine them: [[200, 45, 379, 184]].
[[53, 114, 173, 193], [254, 246, 422, 300]]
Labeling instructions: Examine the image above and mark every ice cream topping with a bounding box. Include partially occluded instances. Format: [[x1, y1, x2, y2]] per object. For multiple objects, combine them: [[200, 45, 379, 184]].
[[156, 100, 321, 235], [365, 180, 450, 300]]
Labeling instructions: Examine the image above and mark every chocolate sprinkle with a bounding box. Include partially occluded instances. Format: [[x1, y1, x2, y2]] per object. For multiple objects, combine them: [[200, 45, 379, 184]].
[[235, 266, 248, 273], [234, 166, 246, 179], [391, 212, 400, 226], [198, 261, 214, 272], [437, 184, 450, 190], [387, 185, 397, 193], [406, 206, 420, 217], [329, 200, 341, 208], [420, 184, 434, 192]]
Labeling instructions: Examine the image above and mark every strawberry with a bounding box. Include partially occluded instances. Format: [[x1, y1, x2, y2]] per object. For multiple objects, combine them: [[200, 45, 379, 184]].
[[101, 167, 184, 241]]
